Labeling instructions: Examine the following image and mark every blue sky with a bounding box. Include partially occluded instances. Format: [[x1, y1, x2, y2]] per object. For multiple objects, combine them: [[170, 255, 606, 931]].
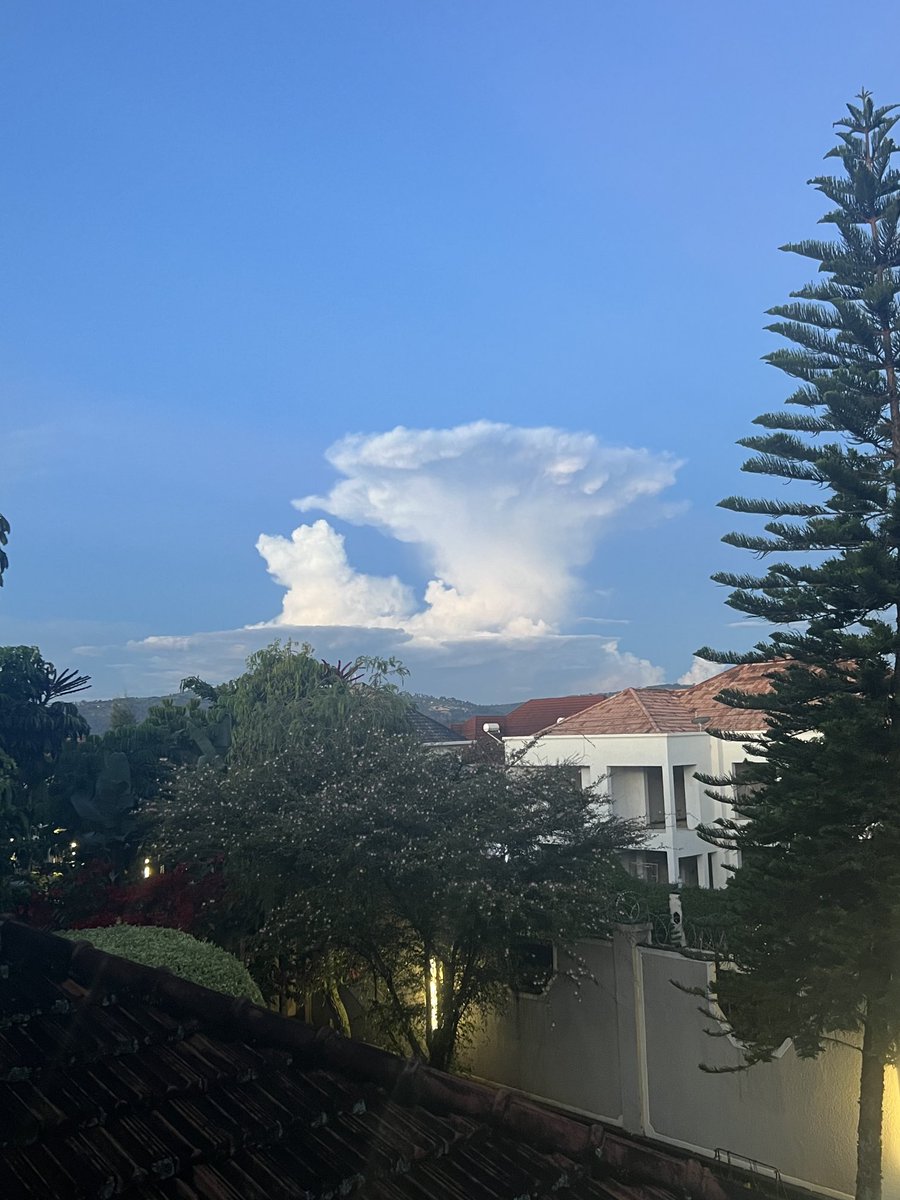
[[3, 1, 899, 701]]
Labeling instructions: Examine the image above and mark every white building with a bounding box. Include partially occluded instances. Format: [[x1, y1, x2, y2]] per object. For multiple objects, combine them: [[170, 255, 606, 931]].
[[504, 662, 781, 888]]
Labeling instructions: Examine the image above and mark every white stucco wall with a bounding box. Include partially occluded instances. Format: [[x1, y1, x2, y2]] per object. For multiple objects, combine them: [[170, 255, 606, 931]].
[[506, 729, 758, 888], [468, 941, 622, 1120], [607, 765, 649, 824], [639, 948, 887, 1198]]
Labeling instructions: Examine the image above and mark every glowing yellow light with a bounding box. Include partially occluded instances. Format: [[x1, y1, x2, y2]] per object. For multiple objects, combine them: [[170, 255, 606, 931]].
[[427, 958, 441, 1033], [70, 841, 78, 849], [883, 1065, 900, 1184], [143, 857, 153, 879]]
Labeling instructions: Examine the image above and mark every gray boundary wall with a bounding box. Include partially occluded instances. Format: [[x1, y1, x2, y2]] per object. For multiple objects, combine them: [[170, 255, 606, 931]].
[[466, 929, 900, 1200]]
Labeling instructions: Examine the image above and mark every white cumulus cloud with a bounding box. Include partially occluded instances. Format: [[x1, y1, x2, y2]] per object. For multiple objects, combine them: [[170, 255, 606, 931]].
[[256, 520, 415, 628], [87, 422, 685, 699], [257, 421, 681, 641], [677, 656, 724, 687]]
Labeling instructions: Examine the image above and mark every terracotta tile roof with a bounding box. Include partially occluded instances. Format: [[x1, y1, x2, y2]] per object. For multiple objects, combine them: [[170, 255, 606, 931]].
[[681, 661, 788, 733], [0, 920, 730, 1200], [540, 663, 789, 738], [544, 689, 699, 736]]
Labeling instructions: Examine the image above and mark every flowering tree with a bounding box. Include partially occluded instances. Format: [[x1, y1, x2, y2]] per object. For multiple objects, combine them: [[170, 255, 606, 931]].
[[156, 731, 641, 1069]]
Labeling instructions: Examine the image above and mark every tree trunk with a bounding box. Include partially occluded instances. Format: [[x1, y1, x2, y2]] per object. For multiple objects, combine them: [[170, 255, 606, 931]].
[[856, 1008, 888, 1200], [277, 956, 289, 1016], [326, 979, 352, 1038], [427, 1022, 455, 1073]]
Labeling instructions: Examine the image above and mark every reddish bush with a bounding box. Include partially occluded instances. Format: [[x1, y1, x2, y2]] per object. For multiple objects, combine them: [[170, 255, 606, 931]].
[[17, 858, 225, 933]]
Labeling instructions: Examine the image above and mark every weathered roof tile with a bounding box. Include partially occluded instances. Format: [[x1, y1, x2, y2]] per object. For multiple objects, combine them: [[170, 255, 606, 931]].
[[543, 689, 698, 736]]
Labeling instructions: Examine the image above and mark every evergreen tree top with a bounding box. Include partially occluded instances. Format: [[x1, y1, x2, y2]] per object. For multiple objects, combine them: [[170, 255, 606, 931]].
[[699, 94, 900, 1200], [705, 90, 900, 664]]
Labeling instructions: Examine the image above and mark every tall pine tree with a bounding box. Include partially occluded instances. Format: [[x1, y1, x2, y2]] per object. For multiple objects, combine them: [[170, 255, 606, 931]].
[[698, 92, 900, 1200]]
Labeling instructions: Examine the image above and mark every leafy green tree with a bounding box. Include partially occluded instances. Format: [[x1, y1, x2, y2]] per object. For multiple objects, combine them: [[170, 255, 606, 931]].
[[157, 731, 641, 1070], [109, 698, 137, 729], [47, 694, 226, 875], [181, 640, 412, 765], [0, 647, 90, 887], [139, 642, 414, 1007], [698, 92, 900, 1200]]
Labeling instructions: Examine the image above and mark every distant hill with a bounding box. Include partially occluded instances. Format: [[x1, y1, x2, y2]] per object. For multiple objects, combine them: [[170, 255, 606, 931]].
[[76, 694, 193, 735], [78, 691, 515, 735], [409, 694, 515, 725]]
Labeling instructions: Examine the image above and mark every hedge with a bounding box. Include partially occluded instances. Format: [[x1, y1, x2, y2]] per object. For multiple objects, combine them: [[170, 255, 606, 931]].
[[61, 924, 264, 1004]]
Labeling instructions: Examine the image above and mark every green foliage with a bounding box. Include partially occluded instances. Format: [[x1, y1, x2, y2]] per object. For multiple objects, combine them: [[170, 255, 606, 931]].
[[0, 647, 91, 779], [77, 694, 193, 736], [60, 924, 264, 1003], [608, 876, 735, 949], [702, 92, 900, 1200], [46, 694, 223, 875], [181, 641, 411, 767], [69, 751, 133, 833], [155, 729, 641, 1070], [109, 699, 137, 729], [79, 690, 509, 737], [0, 647, 91, 887]]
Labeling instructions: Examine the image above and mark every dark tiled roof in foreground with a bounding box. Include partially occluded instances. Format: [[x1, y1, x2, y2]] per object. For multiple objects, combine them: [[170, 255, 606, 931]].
[[0, 920, 735, 1200]]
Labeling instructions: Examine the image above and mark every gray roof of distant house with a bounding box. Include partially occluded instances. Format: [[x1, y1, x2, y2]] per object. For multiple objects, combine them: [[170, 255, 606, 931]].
[[406, 709, 471, 743]]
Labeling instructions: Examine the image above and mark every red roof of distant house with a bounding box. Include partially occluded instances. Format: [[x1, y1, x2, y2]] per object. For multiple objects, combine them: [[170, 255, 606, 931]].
[[502, 694, 608, 737], [451, 695, 606, 740], [451, 714, 501, 740]]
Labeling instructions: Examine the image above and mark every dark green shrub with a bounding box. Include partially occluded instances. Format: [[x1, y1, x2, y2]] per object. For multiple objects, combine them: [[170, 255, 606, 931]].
[[61, 924, 264, 1003]]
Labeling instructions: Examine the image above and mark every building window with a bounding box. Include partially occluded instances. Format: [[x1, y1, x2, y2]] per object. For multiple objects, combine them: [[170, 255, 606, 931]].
[[679, 855, 700, 887], [645, 766, 665, 827], [673, 765, 689, 827], [621, 850, 669, 885]]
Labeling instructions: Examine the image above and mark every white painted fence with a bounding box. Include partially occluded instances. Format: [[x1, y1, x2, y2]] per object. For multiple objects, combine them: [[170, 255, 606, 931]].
[[467, 927, 900, 1199]]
